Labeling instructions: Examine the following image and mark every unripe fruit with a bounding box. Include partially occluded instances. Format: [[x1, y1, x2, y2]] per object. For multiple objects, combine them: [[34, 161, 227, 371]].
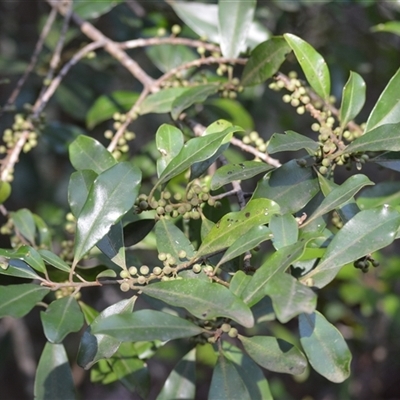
[[221, 323, 231, 333], [129, 266, 138, 275], [158, 252, 167, 261], [120, 270, 130, 279], [140, 265, 150, 275], [120, 282, 130, 292], [163, 266, 173, 275], [228, 327, 238, 338], [153, 266, 162, 275], [192, 264, 202, 273], [178, 250, 187, 259], [137, 275, 146, 284]]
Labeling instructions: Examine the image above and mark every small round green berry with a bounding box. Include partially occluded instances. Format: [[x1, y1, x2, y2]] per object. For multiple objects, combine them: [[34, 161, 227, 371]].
[[203, 265, 214, 274], [137, 275, 147, 285], [158, 252, 167, 261], [319, 166, 328, 175], [140, 265, 150, 275], [221, 323, 231, 333], [139, 200, 148, 210], [192, 264, 202, 273], [321, 158, 331, 167], [171, 24, 181, 35], [120, 270, 130, 279], [178, 250, 187, 259], [120, 282, 130, 292], [156, 206, 165, 215], [153, 266, 162, 275], [163, 266, 173, 275], [129, 266, 138, 275], [228, 327, 238, 338]]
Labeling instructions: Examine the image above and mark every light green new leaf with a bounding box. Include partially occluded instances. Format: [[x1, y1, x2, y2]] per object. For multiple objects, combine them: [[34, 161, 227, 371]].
[[78, 298, 136, 370], [371, 21, 400, 36], [171, 83, 219, 120], [69, 135, 116, 174], [96, 222, 126, 270], [303, 206, 400, 288], [33, 214, 52, 248], [156, 348, 196, 400], [86, 90, 139, 129], [9, 245, 47, 274], [267, 130, 320, 154], [11, 208, 36, 245], [266, 273, 317, 323], [91, 310, 204, 341], [155, 219, 195, 261], [73, 162, 141, 265], [364, 68, 400, 132], [208, 354, 251, 400], [211, 161, 274, 190], [299, 311, 352, 382], [253, 159, 319, 214], [0, 283, 50, 318], [229, 271, 252, 298], [68, 170, 97, 217], [284, 33, 330, 100], [222, 342, 273, 400], [34, 342, 76, 400], [156, 127, 238, 188], [344, 122, 400, 154], [242, 37, 291, 86], [302, 174, 374, 228], [40, 296, 84, 343], [197, 198, 280, 258], [141, 88, 189, 115], [239, 335, 307, 375], [340, 71, 366, 127], [218, 0, 256, 58], [156, 124, 184, 177], [270, 213, 298, 250], [142, 279, 254, 328], [217, 225, 273, 268]]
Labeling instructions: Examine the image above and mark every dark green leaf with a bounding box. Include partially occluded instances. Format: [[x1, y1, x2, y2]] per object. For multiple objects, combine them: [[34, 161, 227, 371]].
[[0, 283, 50, 318], [339, 71, 366, 128], [156, 124, 184, 177], [123, 219, 156, 247], [299, 311, 351, 382], [372, 151, 400, 172], [9, 245, 47, 274], [156, 348, 196, 400], [141, 88, 189, 115], [69, 135, 116, 174], [73, 162, 141, 265], [364, 67, 400, 132], [91, 310, 204, 341], [74, 0, 123, 19], [142, 279, 254, 328], [197, 198, 280, 258], [171, 83, 219, 120], [34, 342, 75, 400], [208, 354, 250, 400], [33, 214, 52, 248], [253, 159, 319, 214], [96, 222, 126, 270], [267, 130, 319, 154], [270, 213, 299, 250], [218, 0, 256, 58], [241, 37, 291, 86], [0, 259, 42, 280], [284, 33, 330, 100], [211, 161, 274, 190], [239, 335, 307, 375], [68, 170, 97, 217], [41, 296, 84, 343], [303, 206, 400, 288], [11, 208, 36, 245], [356, 181, 400, 210], [86, 91, 139, 129], [229, 271, 252, 298]]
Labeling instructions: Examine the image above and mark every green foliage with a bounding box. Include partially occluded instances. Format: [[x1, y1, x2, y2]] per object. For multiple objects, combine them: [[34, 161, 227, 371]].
[[1, 1, 400, 399]]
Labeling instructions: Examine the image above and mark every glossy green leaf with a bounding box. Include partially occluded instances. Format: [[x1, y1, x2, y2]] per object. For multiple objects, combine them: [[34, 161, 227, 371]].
[[208, 354, 250, 400], [78, 298, 136, 369], [96, 222, 126, 270], [34, 342, 75, 400], [86, 90, 139, 129], [79, 301, 99, 325], [229, 271, 252, 298], [239, 335, 307, 375], [156, 124, 184, 177], [91, 310, 204, 341], [267, 130, 319, 154], [146, 45, 196, 74], [197, 198, 280, 258], [339, 71, 366, 127], [0, 259, 42, 280], [142, 279, 254, 328], [211, 161, 274, 190], [344, 122, 400, 153], [371, 21, 400, 35], [222, 342, 273, 400], [123, 219, 156, 247], [69, 135, 116, 174], [73, 162, 141, 265], [74, 0, 123, 19], [242, 37, 291, 86], [156, 348, 196, 400], [41, 296, 84, 343], [68, 170, 97, 217], [266, 273, 317, 323], [356, 181, 400, 210], [39, 250, 71, 273], [270, 213, 298, 250], [155, 219, 195, 261], [217, 225, 273, 268], [9, 245, 47, 274], [302, 174, 374, 228], [218, 0, 256, 58], [303, 206, 400, 288], [33, 214, 52, 248], [299, 311, 351, 382], [0, 283, 50, 318], [141, 88, 189, 115], [156, 127, 238, 188], [364, 68, 400, 132], [242, 235, 318, 306], [253, 160, 319, 214], [171, 83, 219, 120], [372, 151, 400, 172], [284, 33, 330, 100], [11, 208, 36, 245]]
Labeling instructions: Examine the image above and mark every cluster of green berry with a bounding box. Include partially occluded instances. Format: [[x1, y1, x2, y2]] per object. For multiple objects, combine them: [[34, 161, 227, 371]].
[[55, 283, 81, 300], [353, 255, 380, 273], [242, 130, 268, 153], [135, 184, 219, 220]]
